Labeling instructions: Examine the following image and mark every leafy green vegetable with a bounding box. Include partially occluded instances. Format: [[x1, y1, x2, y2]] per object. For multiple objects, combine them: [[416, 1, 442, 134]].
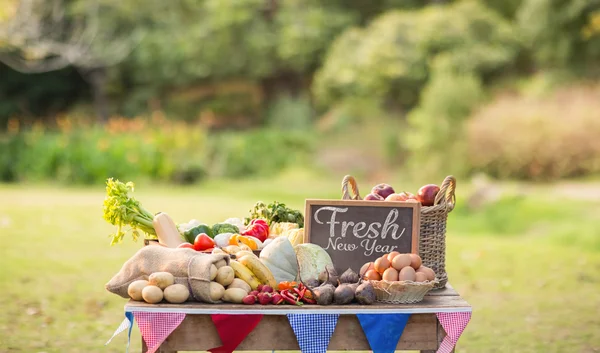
[[183, 224, 214, 243], [102, 178, 156, 245], [245, 201, 304, 228], [212, 223, 240, 236]]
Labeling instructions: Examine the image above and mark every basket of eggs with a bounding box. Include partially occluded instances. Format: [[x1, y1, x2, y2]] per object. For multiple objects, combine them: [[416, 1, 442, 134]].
[[342, 175, 456, 289], [360, 252, 438, 304]]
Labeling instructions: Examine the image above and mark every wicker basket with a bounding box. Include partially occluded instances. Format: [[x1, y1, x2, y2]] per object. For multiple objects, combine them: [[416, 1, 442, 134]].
[[370, 280, 437, 304], [341, 175, 456, 289]]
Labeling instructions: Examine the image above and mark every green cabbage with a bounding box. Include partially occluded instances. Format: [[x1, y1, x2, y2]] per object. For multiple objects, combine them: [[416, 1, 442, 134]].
[[294, 243, 333, 281]]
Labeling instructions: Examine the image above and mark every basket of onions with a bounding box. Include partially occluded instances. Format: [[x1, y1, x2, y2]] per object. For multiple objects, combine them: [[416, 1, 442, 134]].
[[360, 252, 438, 304]]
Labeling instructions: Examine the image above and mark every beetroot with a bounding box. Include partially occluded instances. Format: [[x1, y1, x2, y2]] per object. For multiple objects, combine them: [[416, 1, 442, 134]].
[[318, 265, 339, 287], [242, 295, 256, 305], [257, 292, 272, 305], [312, 284, 335, 305], [305, 277, 320, 289], [257, 284, 264, 292], [261, 285, 274, 293], [339, 268, 360, 284], [355, 281, 376, 305], [249, 290, 260, 297], [333, 283, 355, 305]]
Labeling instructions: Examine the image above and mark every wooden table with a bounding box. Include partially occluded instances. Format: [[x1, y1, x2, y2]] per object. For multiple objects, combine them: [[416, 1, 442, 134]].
[[125, 284, 471, 353]]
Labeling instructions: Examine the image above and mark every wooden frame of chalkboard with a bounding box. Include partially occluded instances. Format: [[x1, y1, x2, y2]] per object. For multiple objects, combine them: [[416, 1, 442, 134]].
[[304, 199, 421, 274]]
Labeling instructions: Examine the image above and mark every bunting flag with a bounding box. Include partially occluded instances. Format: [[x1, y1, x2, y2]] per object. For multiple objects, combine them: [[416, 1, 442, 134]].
[[287, 313, 339, 353], [208, 314, 264, 353], [134, 312, 186, 353], [105, 311, 134, 349], [436, 312, 472, 353], [356, 313, 410, 353]]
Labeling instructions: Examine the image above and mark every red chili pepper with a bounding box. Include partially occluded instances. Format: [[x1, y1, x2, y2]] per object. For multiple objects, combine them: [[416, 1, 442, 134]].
[[281, 290, 303, 306], [302, 297, 316, 304], [293, 287, 306, 300], [280, 290, 296, 305]]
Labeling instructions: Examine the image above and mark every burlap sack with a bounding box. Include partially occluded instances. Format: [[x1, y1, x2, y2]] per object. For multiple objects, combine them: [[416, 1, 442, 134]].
[[105, 245, 230, 303]]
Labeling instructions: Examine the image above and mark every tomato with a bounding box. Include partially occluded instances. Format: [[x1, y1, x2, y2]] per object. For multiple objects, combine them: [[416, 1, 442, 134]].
[[193, 233, 215, 251], [177, 242, 194, 249]]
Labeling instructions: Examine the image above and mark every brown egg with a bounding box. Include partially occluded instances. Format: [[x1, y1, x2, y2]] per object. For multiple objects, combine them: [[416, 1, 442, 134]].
[[391, 254, 412, 271], [374, 256, 391, 275], [416, 266, 436, 281], [398, 266, 416, 282], [415, 272, 428, 283], [387, 251, 400, 262], [365, 269, 382, 281], [360, 262, 374, 277], [382, 267, 399, 282], [409, 253, 422, 270]]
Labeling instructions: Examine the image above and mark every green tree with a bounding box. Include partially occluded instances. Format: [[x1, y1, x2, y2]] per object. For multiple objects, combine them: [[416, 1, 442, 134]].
[[517, 0, 600, 72], [0, 0, 144, 122], [313, 1, 520, 110]]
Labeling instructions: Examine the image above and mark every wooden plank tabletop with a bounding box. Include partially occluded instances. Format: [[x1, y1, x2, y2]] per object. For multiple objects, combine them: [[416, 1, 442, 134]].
[[125, 283, 470, 315]]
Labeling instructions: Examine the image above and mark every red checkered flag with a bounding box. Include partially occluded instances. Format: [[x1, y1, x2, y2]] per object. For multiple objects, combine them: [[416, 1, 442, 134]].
[[436, 312, 472, 353], [134, 312, 186, 353]]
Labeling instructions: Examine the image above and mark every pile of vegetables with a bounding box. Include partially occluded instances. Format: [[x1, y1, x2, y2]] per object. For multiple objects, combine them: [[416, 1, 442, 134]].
[[103, 178, 383, 307]]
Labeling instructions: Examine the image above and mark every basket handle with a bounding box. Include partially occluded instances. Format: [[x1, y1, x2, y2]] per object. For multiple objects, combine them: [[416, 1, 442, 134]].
[[341, 175, 361, 200], [434, 175, 456, 211]]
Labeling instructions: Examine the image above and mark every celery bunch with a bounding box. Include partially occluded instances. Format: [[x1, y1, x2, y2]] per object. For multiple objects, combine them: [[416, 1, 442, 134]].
[[102, 178, 156, 245]]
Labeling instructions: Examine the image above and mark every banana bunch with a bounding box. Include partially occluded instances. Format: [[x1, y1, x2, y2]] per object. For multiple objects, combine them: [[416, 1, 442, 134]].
[[212, 248, 276, 290]]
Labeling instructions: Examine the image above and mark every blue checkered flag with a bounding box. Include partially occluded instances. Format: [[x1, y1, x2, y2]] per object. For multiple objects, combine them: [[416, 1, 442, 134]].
[[287, 314, 340, 353]]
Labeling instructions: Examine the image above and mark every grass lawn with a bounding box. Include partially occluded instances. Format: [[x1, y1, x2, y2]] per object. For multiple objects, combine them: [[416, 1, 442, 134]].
[[1, 176, 599, 353]]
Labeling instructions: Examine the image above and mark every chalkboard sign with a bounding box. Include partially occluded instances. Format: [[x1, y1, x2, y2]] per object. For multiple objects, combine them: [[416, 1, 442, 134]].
[[304, 199, 420, 274]]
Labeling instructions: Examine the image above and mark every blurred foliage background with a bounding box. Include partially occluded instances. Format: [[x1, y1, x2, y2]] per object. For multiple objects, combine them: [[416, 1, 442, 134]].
[[2, 2, 600, 352], [1, 0, 600, 185]]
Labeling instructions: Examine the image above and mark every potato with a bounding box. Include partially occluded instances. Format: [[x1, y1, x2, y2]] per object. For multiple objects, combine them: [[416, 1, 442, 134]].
[[209, 282, 226, 301], [209, 265, 218, 281], [227, 278, 251, 293], [163, 284, 190, 304], [142, 285, 164, 304], [215, 266, 235, 287], [222, 288, 247, 304], [148, 272, 175, 290], [127, 280, 149, 301], [215, 259, 227, 269]]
